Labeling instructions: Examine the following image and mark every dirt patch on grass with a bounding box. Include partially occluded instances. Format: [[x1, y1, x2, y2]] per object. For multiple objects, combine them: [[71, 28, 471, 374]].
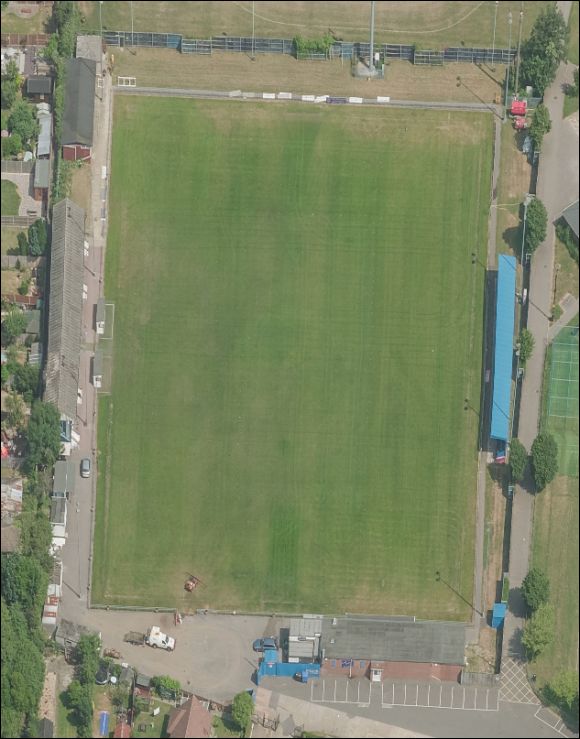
[[112, 47, 503, 103]]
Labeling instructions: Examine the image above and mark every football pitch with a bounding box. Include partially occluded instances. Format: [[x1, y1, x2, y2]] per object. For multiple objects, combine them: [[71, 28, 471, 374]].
[[92, 97, 491, 618]]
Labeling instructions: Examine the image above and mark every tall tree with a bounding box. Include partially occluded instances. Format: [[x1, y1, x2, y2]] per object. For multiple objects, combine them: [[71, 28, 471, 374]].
[[520, 6, 569, 94], [1, 554, 49, 630], [524, 198, 548, 256], [232, 691, 254, 734], [522, 602, 555, 658], [1, 307, 27, 344], [529, 104, 551, 150], [546, 671, 579, 713], [521, 567, 550, 611], [13, 363, 40, 404], [509, 438, 528, 482], [7, 100, 39, 148], [25, 401, 62, 471], [531, 432, 559, 491]]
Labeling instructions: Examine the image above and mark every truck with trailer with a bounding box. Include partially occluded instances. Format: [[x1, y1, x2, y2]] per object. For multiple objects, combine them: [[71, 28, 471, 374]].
[[123, 626, 175, 651]]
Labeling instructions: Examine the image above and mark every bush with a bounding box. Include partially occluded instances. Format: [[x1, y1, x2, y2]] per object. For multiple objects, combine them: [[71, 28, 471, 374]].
[[525, 198, 548, 256], [509, 438, 528, 481], [13, 363, 40, 404], [522, 603, 555, 658], [546, 671, 579, 713], [2, 307, 27, 344], [1, 132, 23, 158], [531, 432, 559, 491], [17, 231, 28, 256], [529, 104, 551, 150], [27, 220, 48, 256], [232, 691, 253, 734], [17, 278, 30, 297], [518, 329, 535, 365], [7, 100, 39, 148], [521, 567, 550, 611], [151, 675, 181, 699], [25, 400, 62, 471]]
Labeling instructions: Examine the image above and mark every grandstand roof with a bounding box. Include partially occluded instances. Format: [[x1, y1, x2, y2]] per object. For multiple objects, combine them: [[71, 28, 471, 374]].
[[44, 199, 84, 420], [320, 616, 465, 665], [62, 58, 96, 147], [490, 255, 516, 442]]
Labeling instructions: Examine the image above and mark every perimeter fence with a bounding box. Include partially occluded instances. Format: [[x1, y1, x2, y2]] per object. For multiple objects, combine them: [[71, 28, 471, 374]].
[[99, 30, 514, 66]]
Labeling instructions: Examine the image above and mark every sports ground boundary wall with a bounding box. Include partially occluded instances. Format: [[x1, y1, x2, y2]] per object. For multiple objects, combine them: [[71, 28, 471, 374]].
[[99, 30, 514, 66]]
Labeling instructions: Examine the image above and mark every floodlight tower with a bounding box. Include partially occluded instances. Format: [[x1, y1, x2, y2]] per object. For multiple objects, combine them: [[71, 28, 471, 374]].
[[514, 2, 524, 96], [491, 0, 499, 68], [504, 11, 513, 120], [369, 0, 375, 75]]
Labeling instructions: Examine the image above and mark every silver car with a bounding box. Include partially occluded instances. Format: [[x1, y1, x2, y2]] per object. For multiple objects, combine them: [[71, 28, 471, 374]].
[[80, 458, 91, 478]]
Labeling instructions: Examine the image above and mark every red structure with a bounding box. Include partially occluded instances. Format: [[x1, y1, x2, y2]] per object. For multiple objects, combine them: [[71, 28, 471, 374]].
[[510, 99, 527, 116]]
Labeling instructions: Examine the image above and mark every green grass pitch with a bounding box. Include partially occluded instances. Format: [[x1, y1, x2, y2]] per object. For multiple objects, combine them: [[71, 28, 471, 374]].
[[92, 98, 491, 618]]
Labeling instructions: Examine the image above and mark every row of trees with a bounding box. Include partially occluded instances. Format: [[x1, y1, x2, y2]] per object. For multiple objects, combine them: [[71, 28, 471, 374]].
[[64, 634, 101, 738], [520, 569, 579, 716], [510, 433, 559, 492], [520, 6, 569, 96]]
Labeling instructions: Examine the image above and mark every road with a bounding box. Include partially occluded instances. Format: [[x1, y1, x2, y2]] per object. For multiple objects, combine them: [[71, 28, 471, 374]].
[[504, 0, 578, 657], [60, 53, 113, 608]]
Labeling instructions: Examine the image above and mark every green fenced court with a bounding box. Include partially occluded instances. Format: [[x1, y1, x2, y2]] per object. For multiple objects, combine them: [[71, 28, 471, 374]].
[[92, 97, 492, 617], [546, 326, 579, 477]]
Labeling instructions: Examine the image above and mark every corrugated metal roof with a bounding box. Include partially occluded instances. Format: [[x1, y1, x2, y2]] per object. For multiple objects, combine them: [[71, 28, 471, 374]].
[[62, 58, 96, 146], [34, 158, 50, 188], [36, 115, 52, 157], [490, 255, 516, 442], [288, 640, 317, 659], [290, 618, 322, 638], [93, 350, 103, 375], [44, 199, 84, 420], [96, 296, 105, 323], [320, 616, 466, 665], [50, 498, 67, 525]]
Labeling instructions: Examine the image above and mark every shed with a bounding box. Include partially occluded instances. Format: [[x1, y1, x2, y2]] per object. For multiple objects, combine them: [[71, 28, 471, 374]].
[[34, 159, 50, 200], [26, 309, 41, 335], [96, 297, 106, 335], [92, 350, 103, 389], [26, 76, 53, 97], [135, 674, 151, 690], [52, 460, 75, 498], [490, 255, 517, 442], [62, 58, 96, 161], [113, 721, 132, 738], [29, 341, 42, 366], [491, 603, 507, 629], [36, 113, 52, 158], [510, 99, 527, 116], [55, 619, 100, 658], [50, 498, 67, 538], [38, 717, 54, 738]]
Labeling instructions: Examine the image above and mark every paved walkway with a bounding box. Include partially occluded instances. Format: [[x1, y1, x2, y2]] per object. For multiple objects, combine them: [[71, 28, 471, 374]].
[[503, 0, 578, 658], [547, 294, 579, 342], [1, 171, 41, 217]]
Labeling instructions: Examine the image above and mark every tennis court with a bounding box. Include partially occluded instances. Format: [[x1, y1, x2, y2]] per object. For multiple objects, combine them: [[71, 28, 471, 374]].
[[546, 326, 579, 477]]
